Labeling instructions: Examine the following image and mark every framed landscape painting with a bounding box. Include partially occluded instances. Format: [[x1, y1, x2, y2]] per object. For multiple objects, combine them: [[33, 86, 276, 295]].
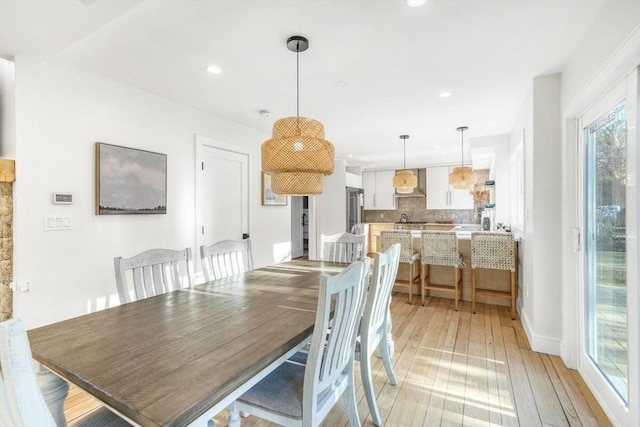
[[261, 172, 287, 206], [95, 142, 167, 215]]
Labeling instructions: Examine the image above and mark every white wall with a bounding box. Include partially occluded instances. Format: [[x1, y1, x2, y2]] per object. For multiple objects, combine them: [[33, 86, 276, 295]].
[[511, 74, 563, 356], [11, 58, 290, 329], [0, 58, 15, 157]]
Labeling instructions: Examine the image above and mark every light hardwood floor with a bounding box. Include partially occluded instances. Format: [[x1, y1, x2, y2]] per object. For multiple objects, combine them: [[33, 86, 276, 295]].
[[65, 295, 612, 426]]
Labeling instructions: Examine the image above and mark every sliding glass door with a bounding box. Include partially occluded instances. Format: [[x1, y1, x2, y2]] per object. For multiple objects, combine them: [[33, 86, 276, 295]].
[[579, 69, 638, 425]]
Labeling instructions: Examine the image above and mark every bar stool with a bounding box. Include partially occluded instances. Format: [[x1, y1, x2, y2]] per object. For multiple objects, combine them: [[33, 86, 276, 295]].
[[471, 231, 517, 319], [380, 230, 420, 304], [420, 231, 464, 309]]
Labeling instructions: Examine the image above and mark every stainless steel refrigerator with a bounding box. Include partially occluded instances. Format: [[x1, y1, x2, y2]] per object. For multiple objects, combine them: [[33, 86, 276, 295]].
[[346, 186, 364, 232]]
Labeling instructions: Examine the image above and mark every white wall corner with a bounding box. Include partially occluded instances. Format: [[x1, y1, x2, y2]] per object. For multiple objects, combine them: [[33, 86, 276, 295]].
[[520, 310, 562, 356]]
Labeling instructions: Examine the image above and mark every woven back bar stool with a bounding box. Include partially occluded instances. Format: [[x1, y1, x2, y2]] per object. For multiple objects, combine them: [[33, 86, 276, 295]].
[[471, 231, 517, 319], [420, 231, 465, 309], [380, 230, 420, 304]]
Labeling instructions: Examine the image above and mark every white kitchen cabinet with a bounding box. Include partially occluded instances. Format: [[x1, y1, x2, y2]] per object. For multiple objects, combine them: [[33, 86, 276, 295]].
[[362, 170, 396, 210], [426, 166, 474, 210]]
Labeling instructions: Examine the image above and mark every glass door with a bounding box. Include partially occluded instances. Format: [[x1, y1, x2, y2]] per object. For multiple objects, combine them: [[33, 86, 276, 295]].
[[579, 69, 638, 425]]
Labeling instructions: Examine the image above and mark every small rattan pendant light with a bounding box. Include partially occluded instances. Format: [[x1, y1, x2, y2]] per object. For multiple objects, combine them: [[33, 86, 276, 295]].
[[393, 134, 417, 194], [449, 126, 477, 190], [261, 36, 334, 195]]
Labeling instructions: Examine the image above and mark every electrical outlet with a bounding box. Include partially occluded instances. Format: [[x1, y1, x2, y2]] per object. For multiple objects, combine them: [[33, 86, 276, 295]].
[[524, 282, 529, 298]]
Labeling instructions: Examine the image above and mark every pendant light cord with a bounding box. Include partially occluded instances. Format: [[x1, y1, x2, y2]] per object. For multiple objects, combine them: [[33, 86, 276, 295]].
[[460, 128, 464, 167], [296, 43, 300, 118], [403, 139, 407, 169]]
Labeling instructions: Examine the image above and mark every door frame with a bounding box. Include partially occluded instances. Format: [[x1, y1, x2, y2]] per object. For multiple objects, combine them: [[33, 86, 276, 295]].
[[194, 134, 251, 275]]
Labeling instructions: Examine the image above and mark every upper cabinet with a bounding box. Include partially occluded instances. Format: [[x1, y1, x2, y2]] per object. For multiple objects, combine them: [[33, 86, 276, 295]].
[[362, 170, 396, 210], [426, 166, 474, 210]]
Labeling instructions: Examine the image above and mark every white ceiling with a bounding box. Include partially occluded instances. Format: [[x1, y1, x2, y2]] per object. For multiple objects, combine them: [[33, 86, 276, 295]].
[[0, 0, 606, 170]]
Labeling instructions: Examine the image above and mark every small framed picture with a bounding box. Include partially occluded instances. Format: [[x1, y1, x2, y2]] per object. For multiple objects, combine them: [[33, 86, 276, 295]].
[[262, 173, 287, 206]]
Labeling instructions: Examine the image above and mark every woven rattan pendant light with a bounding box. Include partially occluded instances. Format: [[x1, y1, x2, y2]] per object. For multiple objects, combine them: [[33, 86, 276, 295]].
[[392, 135, 417, 194], [261, 36, 334, 195], [449, 126, 477, 190]]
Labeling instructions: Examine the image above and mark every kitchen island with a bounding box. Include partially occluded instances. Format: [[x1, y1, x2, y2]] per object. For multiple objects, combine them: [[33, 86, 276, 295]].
[[366, 222, 519, 307]]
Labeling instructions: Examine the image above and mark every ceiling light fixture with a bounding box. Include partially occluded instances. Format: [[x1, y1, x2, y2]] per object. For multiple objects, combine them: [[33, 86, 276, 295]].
[[393, 135, 417, 194], [438, 91, 451, 98], [206, 65, 222, 74], [448, 126, 477, 190], [261, 36, 334, 195], [405, 0, 428, 7]]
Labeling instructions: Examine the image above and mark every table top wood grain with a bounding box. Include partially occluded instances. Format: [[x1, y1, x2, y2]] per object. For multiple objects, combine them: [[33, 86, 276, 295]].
[[28, 260, 347, 427]]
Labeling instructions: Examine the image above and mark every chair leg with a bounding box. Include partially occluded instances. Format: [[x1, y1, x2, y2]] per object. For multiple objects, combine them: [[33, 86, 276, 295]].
[[379, 335, 397, 386], [421, 264, 426, 306], [360, 351, 383, 426], [408, 262, 413, 304], [510, 271, 516, 320], [471, 268, 477, 314], [344, 367, 362, 427], [453, 267, 460, 311]]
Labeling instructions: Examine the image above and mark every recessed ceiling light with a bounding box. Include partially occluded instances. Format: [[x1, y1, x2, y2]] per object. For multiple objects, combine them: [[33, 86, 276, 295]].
[[206, 65, 222, 74], [405, 0, 428, 7], [334, 81, 348, 88], [438, 91, 452, 98]]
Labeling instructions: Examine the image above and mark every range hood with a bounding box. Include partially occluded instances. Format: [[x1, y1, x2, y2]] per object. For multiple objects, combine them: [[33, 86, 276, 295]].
[[394, 168, 426, 198]]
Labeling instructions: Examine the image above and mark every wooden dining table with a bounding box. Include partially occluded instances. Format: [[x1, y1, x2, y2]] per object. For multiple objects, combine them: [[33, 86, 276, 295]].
[[28, 259, 348, 427]]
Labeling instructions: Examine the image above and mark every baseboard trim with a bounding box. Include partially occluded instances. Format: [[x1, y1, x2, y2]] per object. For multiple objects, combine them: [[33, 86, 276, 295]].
[[520, 309, 562, 356]]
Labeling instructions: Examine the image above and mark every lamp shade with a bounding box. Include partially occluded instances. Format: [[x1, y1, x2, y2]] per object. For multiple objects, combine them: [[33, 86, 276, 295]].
[[393, 169, 417, 194], [448, 166, 477, 190], [262, 116, 334, 195]]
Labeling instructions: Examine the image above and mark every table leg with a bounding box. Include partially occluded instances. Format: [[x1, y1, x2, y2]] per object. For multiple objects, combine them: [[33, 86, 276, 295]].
[[228, 401, 241, 427]]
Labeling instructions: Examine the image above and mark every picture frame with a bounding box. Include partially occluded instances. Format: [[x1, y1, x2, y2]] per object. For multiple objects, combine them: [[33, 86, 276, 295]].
[[261, 172, 287, 206], [95, 142, 167, 215]]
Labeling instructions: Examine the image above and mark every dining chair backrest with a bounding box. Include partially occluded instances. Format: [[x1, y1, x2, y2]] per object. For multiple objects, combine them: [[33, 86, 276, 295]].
[[357, 244, 400, 425], [0, 319, 56, 427], [304, 258, 370, 422], [320, 232, 366, 262], [114, 247, 194, 304], [361, 243, 400, 347], [236, 258, 370, 426], [199, 238, 254, 282]]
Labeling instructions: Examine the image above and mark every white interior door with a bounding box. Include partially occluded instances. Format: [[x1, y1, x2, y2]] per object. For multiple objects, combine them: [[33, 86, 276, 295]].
[[578, 69, 638, 426], [195, 135, 250, 275], [290, 196, 303, 259]]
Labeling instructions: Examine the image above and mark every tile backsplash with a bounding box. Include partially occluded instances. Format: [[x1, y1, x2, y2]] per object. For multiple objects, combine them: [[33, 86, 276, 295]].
[[362, 204, 475, 224]]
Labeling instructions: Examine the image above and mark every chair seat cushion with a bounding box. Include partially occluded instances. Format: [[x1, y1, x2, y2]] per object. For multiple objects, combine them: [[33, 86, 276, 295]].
[[238, 358, 335, 420], [72, 407, 132, 427], [239, 360, 305, 419]]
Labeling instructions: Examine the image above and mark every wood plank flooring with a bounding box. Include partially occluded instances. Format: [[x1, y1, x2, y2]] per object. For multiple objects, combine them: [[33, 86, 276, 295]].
[[65, 295, 611, 426]]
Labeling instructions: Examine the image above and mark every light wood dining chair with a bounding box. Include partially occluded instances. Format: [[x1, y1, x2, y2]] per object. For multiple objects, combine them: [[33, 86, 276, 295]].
[[380, 230, 420, 304], [357, 243, 400, 426], [471, 231, 517, 319], [199, 238, 253, 282], [420, 230, 465, 309], [0, 318, 131, 427], [235, 259, 370, 427], [320, 232, 366, 262], [114, 247, 194, 304]]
